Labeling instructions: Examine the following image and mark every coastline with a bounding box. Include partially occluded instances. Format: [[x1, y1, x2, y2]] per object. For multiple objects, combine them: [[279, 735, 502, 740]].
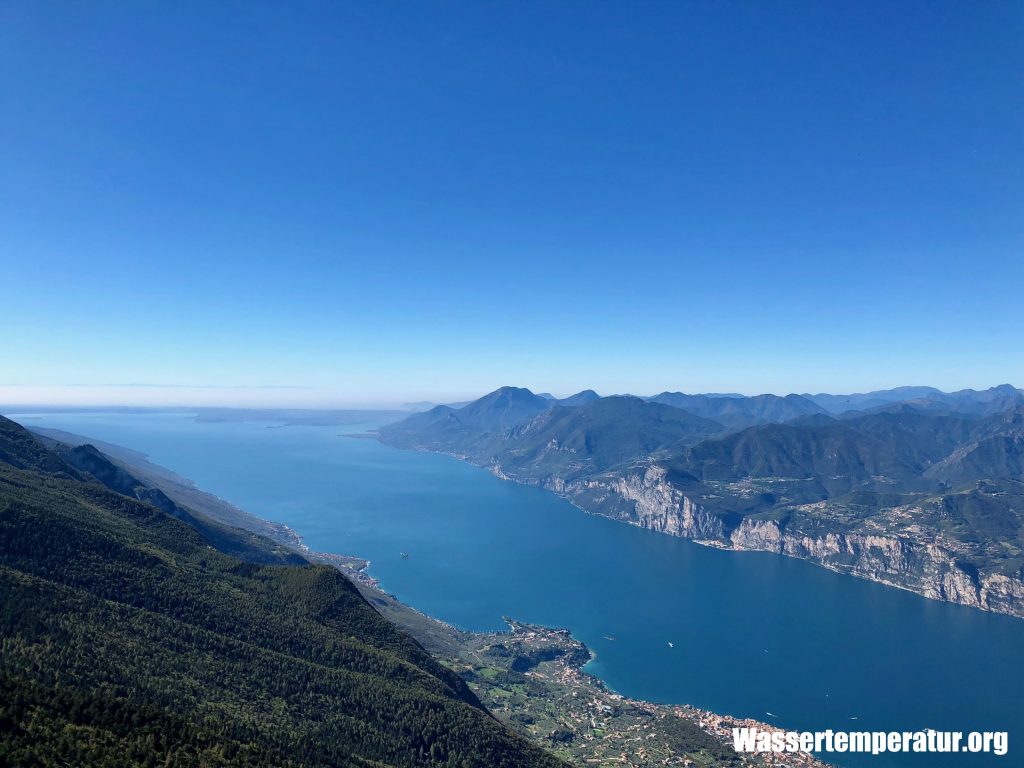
[[254, 513, 832, 766], [295, 536, 831, 766], [390, 443, 1024, 620]]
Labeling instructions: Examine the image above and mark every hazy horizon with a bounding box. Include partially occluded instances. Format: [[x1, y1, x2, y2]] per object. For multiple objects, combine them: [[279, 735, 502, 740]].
[[1, 380, 1020, 411]]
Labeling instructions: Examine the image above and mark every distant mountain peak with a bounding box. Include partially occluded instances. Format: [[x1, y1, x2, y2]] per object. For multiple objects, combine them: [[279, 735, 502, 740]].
[[441, 386, 553, 431], [557, 390, 601, 407], [991, 384, 1022, 395], [473, 385, 546, 405]]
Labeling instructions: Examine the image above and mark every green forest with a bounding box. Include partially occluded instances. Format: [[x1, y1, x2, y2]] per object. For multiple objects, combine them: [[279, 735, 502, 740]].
[[0, 416, 562, 767]]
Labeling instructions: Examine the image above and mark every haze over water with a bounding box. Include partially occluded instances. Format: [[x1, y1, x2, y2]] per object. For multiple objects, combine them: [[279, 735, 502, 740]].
[[14, 410, 1022, 767]]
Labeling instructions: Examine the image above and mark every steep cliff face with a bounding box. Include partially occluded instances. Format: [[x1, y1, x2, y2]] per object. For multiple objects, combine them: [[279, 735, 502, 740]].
[[731, 520, 968, 602], [729, 519, 1024, 617], [608, 466, 727, 540], [490, 460, 1024, 619]]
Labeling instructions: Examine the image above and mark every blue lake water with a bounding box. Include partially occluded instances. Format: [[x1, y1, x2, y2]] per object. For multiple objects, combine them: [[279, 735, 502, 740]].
[[11, 411, 1023, 767]]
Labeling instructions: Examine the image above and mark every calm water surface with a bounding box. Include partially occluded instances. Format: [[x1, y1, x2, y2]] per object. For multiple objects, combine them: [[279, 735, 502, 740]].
[[13, 411, 1023, 767]]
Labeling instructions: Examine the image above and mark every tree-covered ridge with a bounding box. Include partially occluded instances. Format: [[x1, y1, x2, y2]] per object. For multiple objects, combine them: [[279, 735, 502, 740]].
[[0, 416, 563, 768]]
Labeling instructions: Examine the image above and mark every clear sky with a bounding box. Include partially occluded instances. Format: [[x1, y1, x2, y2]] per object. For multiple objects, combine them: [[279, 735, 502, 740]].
[[2, 1, 1022, 407]]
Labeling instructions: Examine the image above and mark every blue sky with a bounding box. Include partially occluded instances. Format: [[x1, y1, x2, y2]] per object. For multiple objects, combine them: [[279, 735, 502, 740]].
[[2, 1, 1021, 407]]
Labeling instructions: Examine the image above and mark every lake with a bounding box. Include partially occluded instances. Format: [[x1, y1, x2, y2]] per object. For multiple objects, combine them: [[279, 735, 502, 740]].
[[12, 410, 1023, 767]]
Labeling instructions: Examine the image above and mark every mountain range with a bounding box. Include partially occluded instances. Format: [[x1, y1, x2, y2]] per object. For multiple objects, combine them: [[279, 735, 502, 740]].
[[804, 384, 1023, 415], [378, 384, 1024, 617]]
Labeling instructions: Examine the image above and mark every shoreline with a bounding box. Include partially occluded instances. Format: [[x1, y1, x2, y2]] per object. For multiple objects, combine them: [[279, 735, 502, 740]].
[[389, 442, 1024, 620], [266, 514, 832, 767]]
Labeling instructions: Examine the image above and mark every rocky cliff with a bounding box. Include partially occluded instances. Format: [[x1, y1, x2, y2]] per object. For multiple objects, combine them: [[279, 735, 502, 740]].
[[729, 518, 1024, 616], [491, 462, 1024, 619]]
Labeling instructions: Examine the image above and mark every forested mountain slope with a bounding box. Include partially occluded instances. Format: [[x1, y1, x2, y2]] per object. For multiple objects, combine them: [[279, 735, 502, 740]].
[[484, 396, 723, 481], [0, 415, 563, 768]]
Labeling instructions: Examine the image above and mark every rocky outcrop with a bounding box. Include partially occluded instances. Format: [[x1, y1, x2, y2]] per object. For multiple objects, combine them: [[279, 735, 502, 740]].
[[490, 460, 1024, 619], [666, 492, 1024, 618], [730, 519, 979, 603], [607, 466, 727, 540]]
